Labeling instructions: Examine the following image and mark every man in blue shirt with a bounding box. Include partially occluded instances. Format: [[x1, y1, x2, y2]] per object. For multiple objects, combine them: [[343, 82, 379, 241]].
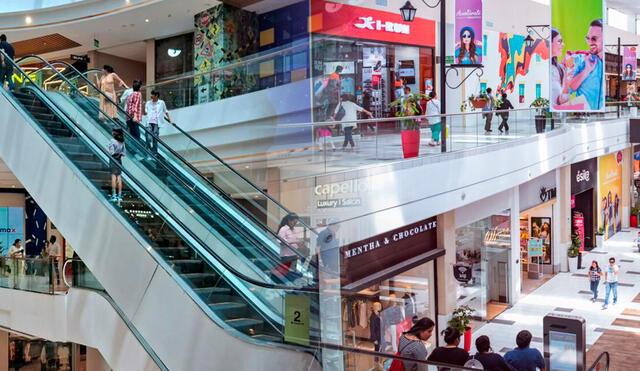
[[568, 19, 603, 111], [505, 330, 546, 371], [0, 34, 15, 91]]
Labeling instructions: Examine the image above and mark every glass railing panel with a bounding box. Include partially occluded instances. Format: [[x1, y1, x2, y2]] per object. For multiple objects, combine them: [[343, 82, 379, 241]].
[[2, 56, 322, 344], [0, 257, 55, 294], [14, 59, 318, 284]]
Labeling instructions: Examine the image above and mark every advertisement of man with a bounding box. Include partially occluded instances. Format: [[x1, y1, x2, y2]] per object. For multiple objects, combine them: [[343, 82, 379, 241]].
[[550, 0, 605, 112], [598, 152, 623, 240], [454, 0, 483, 65]]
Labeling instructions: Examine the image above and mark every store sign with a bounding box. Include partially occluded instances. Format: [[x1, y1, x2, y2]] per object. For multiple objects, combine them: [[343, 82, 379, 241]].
[[519, 171, 557, 211], [340, 216, 439, 287], [316, 198, 361, 208], [310, 0, 436, 47], [453, 264, 473, 283], [573, 213, 585, 252], [0, 207, 24, 256], [528, 238, 543, 257], [354, 17, 410, 34], [571, 158, 597, 195], [284, 295, 310, 345]]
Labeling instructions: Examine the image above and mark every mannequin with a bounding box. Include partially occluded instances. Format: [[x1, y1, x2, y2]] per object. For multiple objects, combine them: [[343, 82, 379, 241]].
[[382, 293, 405, 352], [370, 302, 382, 351], [403, 289, 417, 318]]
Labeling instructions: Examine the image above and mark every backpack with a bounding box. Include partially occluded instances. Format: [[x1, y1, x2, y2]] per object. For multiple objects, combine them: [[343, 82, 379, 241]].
[[464, 354, 485, 369]]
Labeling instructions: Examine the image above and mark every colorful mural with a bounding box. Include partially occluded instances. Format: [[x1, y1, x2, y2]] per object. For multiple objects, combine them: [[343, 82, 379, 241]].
[[497, 33, 549, 93], [194, 4, 258, 103]]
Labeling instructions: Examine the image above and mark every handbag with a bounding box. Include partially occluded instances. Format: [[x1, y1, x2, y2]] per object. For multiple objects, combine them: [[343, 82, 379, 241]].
[[335, 104, 346, 121]]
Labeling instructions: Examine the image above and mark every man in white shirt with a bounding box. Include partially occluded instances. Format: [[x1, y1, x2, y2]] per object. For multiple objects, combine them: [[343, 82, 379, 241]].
[[47, 236, 62, 285], [334, 95, 372, 151], [602, 257, 619, 309], [8, 239, 24, 289], [143, 90, 173, 157]]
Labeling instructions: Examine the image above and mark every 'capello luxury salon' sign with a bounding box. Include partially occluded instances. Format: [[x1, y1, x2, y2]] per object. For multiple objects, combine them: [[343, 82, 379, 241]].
[[340, 216, 440, 289]]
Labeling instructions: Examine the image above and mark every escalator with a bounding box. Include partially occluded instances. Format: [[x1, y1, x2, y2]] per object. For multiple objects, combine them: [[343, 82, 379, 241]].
[[0, 54, 325, 369]]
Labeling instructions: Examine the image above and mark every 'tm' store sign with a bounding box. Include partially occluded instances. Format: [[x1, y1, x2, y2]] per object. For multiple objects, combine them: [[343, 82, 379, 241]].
[[310, 0, 436, 47]]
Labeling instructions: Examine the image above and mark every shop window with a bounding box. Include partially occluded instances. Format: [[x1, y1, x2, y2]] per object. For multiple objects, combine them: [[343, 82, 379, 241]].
[[519, 83, 525, 103], [480, 82, 487, 93], [454, 211, 511, 324], [155, 33, 194, 80], [536, 84, 542, 99]]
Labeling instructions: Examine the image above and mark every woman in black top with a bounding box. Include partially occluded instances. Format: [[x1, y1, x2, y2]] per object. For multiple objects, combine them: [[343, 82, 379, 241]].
[[498, 93, 514, 134], [469, 335, 513, 371], [427, 327, 469, 368]]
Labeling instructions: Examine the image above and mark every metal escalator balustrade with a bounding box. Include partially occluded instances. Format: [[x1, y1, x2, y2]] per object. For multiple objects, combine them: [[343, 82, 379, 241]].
[[1, 53, 322, 348], [14, 54, 318, 275]]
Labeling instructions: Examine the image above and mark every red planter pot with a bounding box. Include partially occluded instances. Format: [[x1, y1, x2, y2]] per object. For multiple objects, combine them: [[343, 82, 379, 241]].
[[463, 327, 472, 352], [471, 98, 487, 109], [401, 130, 420, 159], [631, 215, 638, 228]]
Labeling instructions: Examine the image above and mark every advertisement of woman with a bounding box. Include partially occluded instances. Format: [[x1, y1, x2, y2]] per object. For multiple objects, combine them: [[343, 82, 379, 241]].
[[550, 0, 605, 112], [598, 152, 623, 240], [622, 46, 637, 81], [454, 0, 483, 65]]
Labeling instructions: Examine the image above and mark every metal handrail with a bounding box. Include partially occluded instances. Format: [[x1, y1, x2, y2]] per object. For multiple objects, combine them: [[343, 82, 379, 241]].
[[587, 351, 610, 371], [15, 54, 317, 266], [2, 53, 320, 295]]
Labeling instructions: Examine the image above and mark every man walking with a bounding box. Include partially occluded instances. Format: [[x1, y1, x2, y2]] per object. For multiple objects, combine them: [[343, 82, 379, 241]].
[[482, 88, 494, 134], [0, 34, 16, 91], [602, 257, 619, 310], [143, 90, 173, 158]]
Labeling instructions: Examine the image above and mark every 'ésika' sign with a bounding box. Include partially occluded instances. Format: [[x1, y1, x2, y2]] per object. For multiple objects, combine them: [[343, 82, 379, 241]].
[[340, 216, 438, 286]]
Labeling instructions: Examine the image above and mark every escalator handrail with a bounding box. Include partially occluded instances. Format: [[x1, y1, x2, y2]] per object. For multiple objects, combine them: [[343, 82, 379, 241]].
[[2, 53, 320, 296], [14, 54, 316, 268], [43, 57, 318, 236], [587, 351, 610, 371]]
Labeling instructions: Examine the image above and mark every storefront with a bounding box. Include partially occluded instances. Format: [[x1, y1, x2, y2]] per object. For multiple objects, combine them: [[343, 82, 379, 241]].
[[598, 152, 624, 240], [518, 171, 558, 294], [571, 158, 598, 251], [337, 216, 441, 366], [310, 0, 436, 121], [454, 212, 512, 323]]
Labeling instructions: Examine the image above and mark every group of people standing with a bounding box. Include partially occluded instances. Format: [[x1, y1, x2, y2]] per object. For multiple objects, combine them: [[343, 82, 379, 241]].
[[7, 236, 63, 290], [97, 65, 173, 202], [588, 257, 619, 310], [481, 88, 515, 135]]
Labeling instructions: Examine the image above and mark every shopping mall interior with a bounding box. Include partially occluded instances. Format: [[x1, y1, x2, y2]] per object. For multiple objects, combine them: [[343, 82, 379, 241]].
[[0, 0, 640, 370]]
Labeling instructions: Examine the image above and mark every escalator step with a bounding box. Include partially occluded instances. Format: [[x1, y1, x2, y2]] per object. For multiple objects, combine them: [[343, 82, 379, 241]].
[[251, 334, 282, 343], [193, 287, 231, 296], [225, 318, 263, 331], [209, 302, 247, 312]]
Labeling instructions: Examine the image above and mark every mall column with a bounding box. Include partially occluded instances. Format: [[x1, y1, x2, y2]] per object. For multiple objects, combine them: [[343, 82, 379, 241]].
[[0, 330, 7, 371]]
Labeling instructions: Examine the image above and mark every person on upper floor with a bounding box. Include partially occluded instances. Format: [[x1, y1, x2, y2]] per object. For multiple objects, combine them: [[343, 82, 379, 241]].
[[427, 327, 470, 369], [0, 34, 16, 91], [504, 330, 546, 371]]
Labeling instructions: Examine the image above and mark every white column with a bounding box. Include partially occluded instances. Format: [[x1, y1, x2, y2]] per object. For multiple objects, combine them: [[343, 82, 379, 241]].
[[558, 165, 572, 272], [622, 147, 632, 229], [145, 39, 156, 88], [86, 347, 111, 371], [510, 186, 521, 304]]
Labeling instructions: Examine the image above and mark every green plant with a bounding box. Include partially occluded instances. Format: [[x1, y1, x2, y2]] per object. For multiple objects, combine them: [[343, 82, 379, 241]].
[[448, 305, 475, 334], [568, 234, 580, 258], [466, 93, 489, 111], [530, 98, 550, 116], [389, 92, 428, 131], [632, 207, 639, 217]]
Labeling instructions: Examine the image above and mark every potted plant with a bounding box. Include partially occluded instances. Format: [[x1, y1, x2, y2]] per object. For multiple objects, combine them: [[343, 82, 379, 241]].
[[596, 227, 604, 248], [468, 93, 489, 110], [631, 207, 639, 228], [448, 305, 475, 352], [568, 234, 580, 272], [530, 98, 550, 133], [389, 92, 428, 159]]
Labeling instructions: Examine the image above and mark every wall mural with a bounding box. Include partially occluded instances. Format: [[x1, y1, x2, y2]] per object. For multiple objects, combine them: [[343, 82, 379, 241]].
[[193, 4, 258, 103], [497, 33, 549, 93]]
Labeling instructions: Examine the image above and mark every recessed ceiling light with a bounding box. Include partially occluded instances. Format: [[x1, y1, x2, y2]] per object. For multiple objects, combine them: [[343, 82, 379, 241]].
[[25, 16, 32, 24], [145, 18, 150, 23]]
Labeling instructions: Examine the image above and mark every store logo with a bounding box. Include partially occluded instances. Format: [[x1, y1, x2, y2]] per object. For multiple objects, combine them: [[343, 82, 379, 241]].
[[576, 170, 590, 183], [0, 227, 16, 233], [539, 186, 557, 202], [353, 17, 410, 35]]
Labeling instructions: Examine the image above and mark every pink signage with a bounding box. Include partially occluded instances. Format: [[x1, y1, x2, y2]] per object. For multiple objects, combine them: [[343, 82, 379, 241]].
[[454, 0, 483, 65], [623, 47, 637, 81]]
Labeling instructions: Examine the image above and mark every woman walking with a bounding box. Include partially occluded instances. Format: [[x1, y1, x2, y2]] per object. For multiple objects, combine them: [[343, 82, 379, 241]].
[[397, 317, 435, 371], [589, 260, 602, 302], [498, 93, 514, 134], [426, 92, 441, 146], [275, 213, 305, 280], [98, 65, 128, 120]]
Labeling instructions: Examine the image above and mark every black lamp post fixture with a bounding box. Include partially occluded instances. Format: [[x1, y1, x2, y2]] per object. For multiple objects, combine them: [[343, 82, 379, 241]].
[[400, 1, 417, 22], [524, 34, 535, 49]]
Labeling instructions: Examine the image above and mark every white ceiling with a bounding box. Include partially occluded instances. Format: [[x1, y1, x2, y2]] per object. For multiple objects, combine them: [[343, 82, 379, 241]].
[[609, 0, 640, 18]]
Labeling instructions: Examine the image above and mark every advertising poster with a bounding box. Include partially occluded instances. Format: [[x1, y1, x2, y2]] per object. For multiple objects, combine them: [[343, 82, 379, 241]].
[[530, 217, 551, 264], [598, 152, 623, 240], [0, 207, 24, 256], [623, 46, 637, 81], [550, 0, 604, 112], [573, 213, 585, 252], [454, 0, 483, 65]]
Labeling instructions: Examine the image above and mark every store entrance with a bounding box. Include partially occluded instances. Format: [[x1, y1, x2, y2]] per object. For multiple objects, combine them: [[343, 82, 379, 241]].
[[520, 202, 556, 295], [572, 188, 595, 250]]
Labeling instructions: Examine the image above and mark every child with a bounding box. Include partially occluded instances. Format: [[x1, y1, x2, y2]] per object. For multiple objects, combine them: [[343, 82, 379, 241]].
[[108, 128, 126, 201]]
